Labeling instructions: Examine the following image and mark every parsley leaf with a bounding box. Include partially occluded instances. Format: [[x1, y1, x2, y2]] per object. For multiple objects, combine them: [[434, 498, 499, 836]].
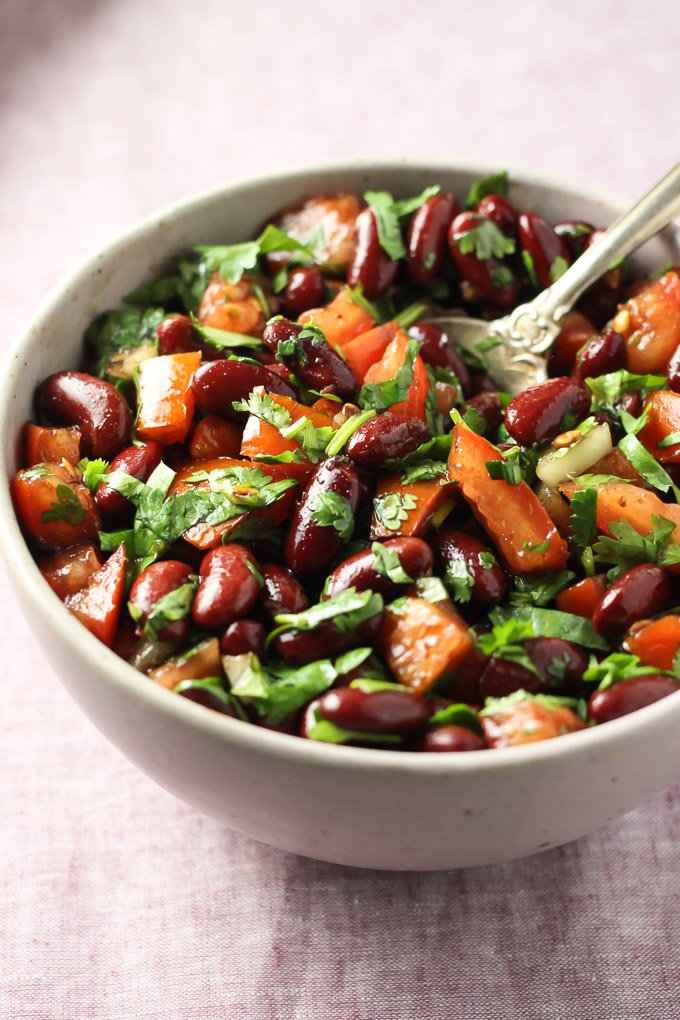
[[309, 490, 354, 540], [400, 460, 447, 485], [364, 187, 440, 260], [371, 542, 414, 584], [486, 452, 522, 485], [570, 487, 598, 550], [476, 617, 536, 660], [41, 484, 86, 526], [190, 317, 263, 350], [480, 689, 587, 720], [357, 338, 420, 412], [443, 556, 474, 604], [133, 579, 197, 642], [618, 433, 676, 493], [593, 515, 680, 579], [196, 224, 321, 286], [232, 389, 292, 430], [586, 370, 667, 411], [224, 653, 338, 726], [509, 570, 575, 608], [373, 491, 418, 532], [280, 416, 335, 464], [658, 430, 680, 449], [413, 576, 450, 604], [457, 217, 515, 261], [429, 702, 482, 733], [272, 587, 384, 636], [582, 651, 673, 691], [77, 457, 109, 493], [465, 171, 509, 208], [84, 307, 164, 377], [493, 606, 609, 650]]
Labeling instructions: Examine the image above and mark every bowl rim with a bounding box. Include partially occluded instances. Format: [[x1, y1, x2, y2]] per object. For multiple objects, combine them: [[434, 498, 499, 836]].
[[2, 155, 680, 776]]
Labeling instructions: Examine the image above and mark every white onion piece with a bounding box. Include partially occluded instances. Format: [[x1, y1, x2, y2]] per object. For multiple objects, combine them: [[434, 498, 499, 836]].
[[535, 422, 612, 488]]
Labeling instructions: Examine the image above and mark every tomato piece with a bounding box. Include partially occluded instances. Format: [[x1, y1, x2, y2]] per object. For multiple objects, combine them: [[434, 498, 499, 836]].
[[12, 462, 100, 550], [136, 351, 202, 445], [148, 637, 221, 690], [64, 544, 127, 647], [614, 271, 680, 373], [25, 423, 82, 468], [555, 575, 607, 618], [547, 311, 596, 376], [342, 321, 401, 381], [269, 393, 338, 431], [38, 544, 103, 600], [370, 473, 455, 539], [298, 288, 374, 348], [638, 390, 680, 464], [362, 332, 429, 421], [309, 397, 342, 421], [189, 415, 241, 459], [481, 698, 586, 748], [623, 615, 680, 671], [379, 596, 473, 694], [240, 418, 313, 484], [593, 481, 680, 540], [448, 424, 568, 574], [197, 275, 264, 334]]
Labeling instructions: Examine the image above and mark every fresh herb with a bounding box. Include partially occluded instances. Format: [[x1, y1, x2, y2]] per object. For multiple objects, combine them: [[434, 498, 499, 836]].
[[465, 171, 508, 208], [224, 653, 339, 725], [325, 410, 376, 458], [586, 370, 667, 411], [385, 433, 452, 468], [232, 389, 292, 431], [570, 487, 598, 550], [486, 451, 522, 485], [196, 223, 321, 286], [84, 307, 164, 377], [22, 465, 50, 481], [593, 515, 680, 579], [492, 606, 609, 651], [41, 484, 86, 526], [345, 286, 385, 322], [272, 587, 384, 636], [522, 540, 551, 554], [478, 551, 497, 570], [582, 652, 673, 691], [77, 457, 109, 493], [490, 264, 515, 288], [371, 542, 414, 584], [618, 433, 676, 494], [475, 618, 537, 674], [550, 256, 569, 282], [658, 431, 680, 449], [429, 702, 482, 733], [570, 473, 634, 487], [349, 678, 411, 694], [393, 303, 427, 330], [305, 703, 401, 745], [190, 317, 263, 350], [443, 556, 474, 604], [356, 339, 420, 412], [460, 404, 487, 435], [480, 688, 587, 720], [309, 490, 354, 540], [509, 570, 575, 608], [174, 677, 248, 718], [373, 491, 418, 531], [457, 217, 515, 261], [522, 250, 540, 288], [132, 579, 197, 642], [414, 576, 450, 604], [400, 460, 447, 484], [363, 186, 440, 260], [280, 416, 335, 464]]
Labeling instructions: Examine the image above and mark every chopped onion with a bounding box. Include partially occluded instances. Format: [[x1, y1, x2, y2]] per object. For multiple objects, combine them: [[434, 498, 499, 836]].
[[536, 421, 612, 488]]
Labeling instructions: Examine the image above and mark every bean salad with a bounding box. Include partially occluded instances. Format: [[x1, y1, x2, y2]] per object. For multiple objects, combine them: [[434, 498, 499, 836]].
[[12, 171, 680, 751]]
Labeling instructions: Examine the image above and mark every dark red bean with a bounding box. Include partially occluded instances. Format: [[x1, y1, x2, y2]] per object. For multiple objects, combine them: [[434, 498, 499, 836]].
[[281, 266, 326, 318], [318, 686, 431, 735], [518, 211, 570, 290], [284, 457, 362, 575], [479, 657, 541, 699], [419, 725, 486, 752], [347, 207, 399, 299], [573, 329, 626, 381], [435, 527, 506, 609], [593, 564, 670, 640], [524, 637, 588, 695], [220, 619, 266, 658], [345, 412, 429, 467], [406, 192, 457, 287], [262, 317, 356, 400], [554, 220, 595, 260], [324, 536, 433, 598], [476, 194, 517, 237], [407, 323, 471, 392], [95, 441, 163, 516], [259, 562, 309, 617], [128, 560, 194, 642], [275, 612, 382, 666], [192, 359, 297, 420], [37, 370, 132, 459], [192, 544, 262, 630], [617, 391, 643, 418], [577, 229, 625, 326], [463, 392, 502, 436], [178, 683, 241, 718], [588, 675, 678, 724], [505, 376, 591, 446], [467, 372, 499, 396], [667, 343, 680, 393], [448, 211, 519, 308], [157, 314, 202, 356]]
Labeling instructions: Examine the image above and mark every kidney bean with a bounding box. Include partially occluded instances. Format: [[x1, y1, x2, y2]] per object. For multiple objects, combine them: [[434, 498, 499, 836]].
[[479, 657, 541, 699], [260, 562, 309, 617], [345, 412, 429, 467], [524, 637, 588, 695], [347, 207, 399, 299], [262, 317, 356, 400], [192, 544, 262, 630], [476, 194, 517, 237], [518, 211, 570, 290], [275, 612, 382, 666], [318, 686, 431, 735], [284, 457, 361, 575], [95, 440, 163, 516], [554, 220, 595, 260], [617, 391, 642, 418], [189, 416, 241, 459], [325, 536, 433, 598], [406, 192, 457, 287], [128, 560, 194, 643], [407, 323, 471, 393], [419, 725, 486, 752], [462, 392, 502, 435], [157, 314, 202, 356], [573, 328, 626, 381], [505, 376, 591, 446], [435, 527, 506, 609], [178, 682, 242, 718], [467, 372, 499, 396], [192, 359, 297, 420], [593, 564, 670, 639], [588, 675, 678, 724], [281, 266, 326, 318], [667, 343, 680, 393], [220, 619, 266, 658], [448, 211, 519, 308], [37, 370, 132, 459]]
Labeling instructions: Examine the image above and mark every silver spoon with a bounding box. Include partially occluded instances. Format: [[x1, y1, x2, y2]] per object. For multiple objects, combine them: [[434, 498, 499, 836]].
[[429, 163, 680, 394]]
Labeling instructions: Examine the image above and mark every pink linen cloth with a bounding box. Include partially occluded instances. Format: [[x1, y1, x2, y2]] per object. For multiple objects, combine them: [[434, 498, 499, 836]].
[[1, 1, 679, 1016]]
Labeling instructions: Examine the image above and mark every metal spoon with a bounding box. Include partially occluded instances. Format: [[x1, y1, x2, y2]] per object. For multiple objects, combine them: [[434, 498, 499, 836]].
[[429, 163, 680, 394]]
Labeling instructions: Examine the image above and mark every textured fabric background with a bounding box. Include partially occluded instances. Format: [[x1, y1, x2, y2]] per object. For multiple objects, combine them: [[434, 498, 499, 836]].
[[1, 1, 679, 1017]]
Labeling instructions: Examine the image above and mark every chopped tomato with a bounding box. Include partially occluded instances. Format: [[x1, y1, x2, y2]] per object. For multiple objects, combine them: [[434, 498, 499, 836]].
[[136, 351, 202, 445], [197, 275, 264, 334], [370, 473, 455, 539], [342, 321, 401, 381], [64, 544, 127, 647], [555, 575, 607, 618], [623, 615, 680, 671], [38, 544, 103, 601], [362, 332, 429, 421], [379, 596, 473, 694], [25, 423, 81, 468], [298, 288, 374, 348], [148, 637, 221, 691], [638, 390, 680, 464], [593, 481, 680, 541], [309, 397, 342, 421], [240, 417, 313, 484], [448, 423, 568, 574], [613, 271, 680, 374], [481, 697, 586, 748], [269, 393, 338, 431], [12, 462, 100, 550], [189, 415, 241, 459], [547, 311, 596, 375]]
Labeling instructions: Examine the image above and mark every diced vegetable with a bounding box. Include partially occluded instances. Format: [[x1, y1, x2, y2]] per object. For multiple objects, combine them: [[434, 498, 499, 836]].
[[299, 288, 375, 348], [480, 693, 586, 748], [38, 544, 103, 601], [638, 390, 680, 464], [136, 351, 202, 444], [361, 332, 429, 421], [623, 615, 680, 671], [370, 474, 455, 539], [25, 424, 82, 468], [613, 271, 680, 374], [379, 596, 473, 693], [64, 544, 127, 647], [148, 637, 222, 690], [12, 462, 100, 550], [342, 321, 401, 381], [555, 575, 607, 618]]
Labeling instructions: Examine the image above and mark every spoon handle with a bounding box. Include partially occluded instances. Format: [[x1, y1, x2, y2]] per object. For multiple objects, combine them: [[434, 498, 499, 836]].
[[510, 163, 680, 353]]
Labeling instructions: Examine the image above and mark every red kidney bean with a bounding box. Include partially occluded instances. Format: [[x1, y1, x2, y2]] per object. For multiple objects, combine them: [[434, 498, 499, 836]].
[[462, 392, 502, 435], [435, 527, 506, 609], [406, 192, 457, 287], [345, 412, 429, 467], [518, 211, 570, 290], [448, 211, 519, 308], [667, 343, 680, 393], [157, 314, 202, 356], [259, 562, 309, 617], [593, 564, 670, 639], [37, 370, 132, 459], [588, 675, 678, 724], [284, 457, 362, 575], [572, 328, 626, 381], [128, 560, 194, 643], [275, 612, 382, 666], [617, 391, 642, 418], [255, 349, 295, 381], [576, 229, 625, 326], [467, 372, 499, 396], [407, 323, 471, 393], [262, 317, 356, 401], [192, 544, 262, 630], [419, 725, 486, 752], [347, 207, 399, 299], [281, 266, 326, 318], [95, 440, 163, 516], [192, 359, 297, 420], [318, 686, 431, 734], [476, 194, 518, 237], [524, 637, 588, 695], [178, 683, 242, 718], [505, 376, 591, 446], [220, 619, 266, 658], [324, 536, 433, 598], [479, 657, 541, 700], [553, 220, 595, 260]]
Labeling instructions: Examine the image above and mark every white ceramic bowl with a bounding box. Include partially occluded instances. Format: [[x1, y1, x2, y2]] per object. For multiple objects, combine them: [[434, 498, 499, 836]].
[[2, 160, 680, 871]]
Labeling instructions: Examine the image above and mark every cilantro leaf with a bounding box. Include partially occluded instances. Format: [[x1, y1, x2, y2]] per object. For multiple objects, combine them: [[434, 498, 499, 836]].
[[486, 453, 522, 485], [593, 515, 680, 579], [357, 338, 420, 412], [585, 370, 667, 411], [272, 587, 384, 636], [84, 307, 164, 377], [305, 702, 401, 745], [509, 570, 575, 608], [428, 702, 482, 733], [493, 606, 609, 650], [385, 433, 452, 469], [465, 171, 509, 208], [364, 187, 440, 260], [570, 487, 598, 551], [309, 490, 354, 540], [190, 316, 263, 350], [400, 460, 447, 485], [371, 542, 414, 584], [658, 431, 680, 449], [442, 555, 474, 604], [618, 433, 676, 493], [196, 224, 320, 287], [373, 491, 418, 532], [582, 651, 673, 691], [41, 484, 86, 526], [135, 579, 197, 642], [225, 653, 337, 726], [413, 576, 450, 604], [457, 217, 515, 261], [232, 389, 292, 430], [77, 457, 109, 493], [475, 617, 536, 663], [280, 416, 335, 464]]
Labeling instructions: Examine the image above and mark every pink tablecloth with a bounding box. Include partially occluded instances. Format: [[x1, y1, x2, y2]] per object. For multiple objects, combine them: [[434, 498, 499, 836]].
[[2, 1, 679, 1016]]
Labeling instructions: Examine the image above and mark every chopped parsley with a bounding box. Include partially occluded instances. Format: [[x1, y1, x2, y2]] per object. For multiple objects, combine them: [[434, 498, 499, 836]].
[[84, 307, 164, 377], [585, 370, 667, 411], [232, 389, 292, 431], [429, 702, 482, 733], [41, 484, 86, 526], [131, 579, 197, 642], [373, 491, 418, 532], [570, 487, 598, 551], [492, 606, 609, 651], [356, 338, 420, 412], [309, 490, 354, 540], [465, 170, 509, 208], [371, 542, 414, 584], [618, 432, 677, 494], [443, 556, 474, 604], [190, 317, 263, 350], [509, 570, 575, 608], [77, 458, 109, 493], [271, 587, 384, 637], [400, 460, 447, 484], [582, 652, 674, 691], [363, 186, 440, 260], [457, 218, 515, 261], [196, 223, 322, 286], [593, 515, 680, 579]]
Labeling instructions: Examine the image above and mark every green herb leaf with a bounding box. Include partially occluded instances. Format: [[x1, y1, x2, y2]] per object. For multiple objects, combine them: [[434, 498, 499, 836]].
[[371, 542, 414, 584], [309, 490, 354, 540], [373, 491, 418, 532], [41, 484, 86, 526], [509, 570, 575, 608], [570, 487, 598, 551], [77, 457, 109, 493], [550, 256, 569, 282], [465, 171, 509, 208], [480, 688, 587, 720], [442, 555, 474, 604], [457, 217, 515, 261], [618, 433, 676, 493], [593, 515, 680, 579], [190, 316, 263, 350], [428, 702, 482, 733], [400, 460, 447, 485], [486, 454, 522, 485], [522, 250, 539, 288], [585, 370, 667, 411], [385, 433, 452, 469], [394, 303, 427, 330], [356, 338, 420, 412], [272, 587, 384, 636], [582, 651, 673, 691], [232, 389, 292, 431], [414, 576, 450, 604], [306, 703, 401, 745], [658, 430, 680, 449], [174, 676, 248, 718], [84, 307, 164, 377], [280, 416, 335, 464], [475, 617, 536, 663], [137, 579, 197, 642], [364, 187, 440, 260], [493, 606, 609, 651]]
